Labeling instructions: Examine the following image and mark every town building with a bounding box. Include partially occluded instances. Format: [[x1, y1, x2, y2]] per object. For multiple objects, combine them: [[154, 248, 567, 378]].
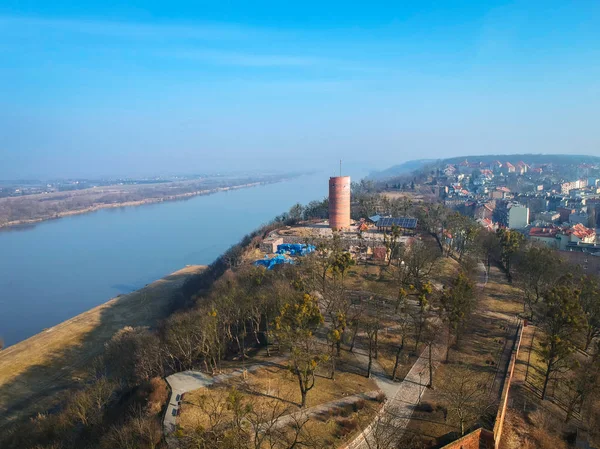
[[561, 179, 588, 195], [536, 211, 560, 224], [569, 210, 590, 226], [507, 204, 530, 229], [529, 227, 560, 248]]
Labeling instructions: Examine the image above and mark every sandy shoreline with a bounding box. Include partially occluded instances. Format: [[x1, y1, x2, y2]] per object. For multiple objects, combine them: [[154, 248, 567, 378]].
[[0, 180, 271, 230], [0, 264, 206, 427]]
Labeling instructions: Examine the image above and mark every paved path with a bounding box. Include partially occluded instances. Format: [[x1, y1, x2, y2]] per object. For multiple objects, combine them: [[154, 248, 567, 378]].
[[269, 390, 381, 430], [345, 335, 447, 449], [163, 357, 287, 438]]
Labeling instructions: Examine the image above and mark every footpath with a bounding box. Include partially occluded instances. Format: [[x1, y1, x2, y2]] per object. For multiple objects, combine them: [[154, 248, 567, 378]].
[[345, 333, 447, 449], [163, 357, 287, 436]]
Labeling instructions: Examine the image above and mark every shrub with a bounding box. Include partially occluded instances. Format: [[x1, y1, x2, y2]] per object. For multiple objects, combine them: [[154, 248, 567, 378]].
[[339, 403, 355, 417], [334, 417, 358, 438], [353, 399, 366, 411], [147, 377, 169, 415], [415, 402, 434, 413], [375, 392, 386, 403]]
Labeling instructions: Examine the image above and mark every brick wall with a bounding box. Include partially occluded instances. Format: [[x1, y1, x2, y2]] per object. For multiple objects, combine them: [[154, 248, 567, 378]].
[[493, 324, 523, 448], [440, 428, 494, 449], [440, 323, 523, 449]]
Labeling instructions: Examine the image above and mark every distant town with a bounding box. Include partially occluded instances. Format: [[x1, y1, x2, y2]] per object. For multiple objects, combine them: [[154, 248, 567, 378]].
[[388, 156, 600, 276]]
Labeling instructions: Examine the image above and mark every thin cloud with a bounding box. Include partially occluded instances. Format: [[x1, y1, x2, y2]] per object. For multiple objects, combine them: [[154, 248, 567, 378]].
[[166, 49, 325, 67], [0, 15, 268, 41]]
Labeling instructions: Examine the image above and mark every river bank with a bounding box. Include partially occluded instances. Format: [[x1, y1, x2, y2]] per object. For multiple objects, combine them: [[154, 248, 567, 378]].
[[0, 180, 279, 230], [0, 265, 206, 428]]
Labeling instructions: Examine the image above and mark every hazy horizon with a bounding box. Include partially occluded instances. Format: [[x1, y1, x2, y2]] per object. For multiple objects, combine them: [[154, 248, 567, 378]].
[[1, 1, 599, 179]]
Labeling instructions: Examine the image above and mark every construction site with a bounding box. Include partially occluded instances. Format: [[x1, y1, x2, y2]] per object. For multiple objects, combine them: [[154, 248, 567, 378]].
[[254, 175, 419, 269]]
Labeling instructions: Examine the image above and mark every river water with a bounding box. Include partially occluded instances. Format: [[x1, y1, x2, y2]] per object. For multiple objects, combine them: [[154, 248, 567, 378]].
[[0, 171, 365, 346]]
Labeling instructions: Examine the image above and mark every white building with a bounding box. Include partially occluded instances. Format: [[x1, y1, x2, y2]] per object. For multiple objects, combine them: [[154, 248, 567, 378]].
[[508, 204, 530, 229]]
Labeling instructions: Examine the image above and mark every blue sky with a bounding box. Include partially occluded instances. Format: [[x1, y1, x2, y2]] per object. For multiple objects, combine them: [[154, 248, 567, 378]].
[[1, 1, 599, 178]]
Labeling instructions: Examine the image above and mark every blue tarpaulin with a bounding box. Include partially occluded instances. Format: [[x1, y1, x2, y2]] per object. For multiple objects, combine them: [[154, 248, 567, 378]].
[[276, 243, 316, 256], [253, 255, 295, 270]]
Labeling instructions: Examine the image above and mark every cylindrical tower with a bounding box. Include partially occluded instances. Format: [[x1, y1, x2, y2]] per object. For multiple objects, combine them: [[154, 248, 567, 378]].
[[329, 176, 351, 230]]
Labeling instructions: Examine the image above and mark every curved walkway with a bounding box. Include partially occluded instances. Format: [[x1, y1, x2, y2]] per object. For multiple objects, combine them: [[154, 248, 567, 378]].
[[163, 357, 287, 436]]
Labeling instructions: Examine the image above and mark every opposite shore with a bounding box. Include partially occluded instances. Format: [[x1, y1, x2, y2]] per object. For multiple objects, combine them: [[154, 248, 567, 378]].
[[0, 179, 284, 230]]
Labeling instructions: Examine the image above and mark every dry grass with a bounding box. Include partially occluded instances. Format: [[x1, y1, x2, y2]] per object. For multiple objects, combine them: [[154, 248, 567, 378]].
[[0, 265, 206, 427], [436, 257, 461, 287], [381, 191, 428, 203], [179, 358, 381, 448], [501, 407, 569, 449], [180, 360, 378, 430], [480, 267, 523, 316], [404, 265, 523, 443], [372, 331, 418, 380]]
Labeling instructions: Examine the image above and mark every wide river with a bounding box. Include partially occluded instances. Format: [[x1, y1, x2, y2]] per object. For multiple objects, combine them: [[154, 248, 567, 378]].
[[0, 171, 366, 347]]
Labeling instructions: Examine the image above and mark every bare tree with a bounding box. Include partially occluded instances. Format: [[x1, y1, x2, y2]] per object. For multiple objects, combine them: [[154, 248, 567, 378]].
[[439, 367, 488, 436], [67, 377, 117, 427], [391, 313, 412, 381], [539, 284, 584, 400], [579, 275, 600, 351], [514, 246, 561, 319], [563, 356, 600, 422], [103, 326, 163, 385], [364, 314, 382, 378], [404, 240, 439, 288], [363, 405, 403, 449], [101, 405, 162, 449], [422, 320, 442, 388], [273, 293, 327, 407]]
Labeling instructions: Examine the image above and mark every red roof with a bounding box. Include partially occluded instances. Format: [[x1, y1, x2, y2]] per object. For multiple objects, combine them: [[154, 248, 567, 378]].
[[530, 227, 560, 238], [565, 223, 596, 240], [505, 162, 515, 169]]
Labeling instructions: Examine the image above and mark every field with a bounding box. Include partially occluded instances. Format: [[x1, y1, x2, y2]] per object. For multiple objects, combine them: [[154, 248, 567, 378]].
[[0, 265, 205, 428]]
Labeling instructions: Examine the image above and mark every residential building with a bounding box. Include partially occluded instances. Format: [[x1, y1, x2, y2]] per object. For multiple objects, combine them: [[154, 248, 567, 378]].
[[507, 204, 530, 229], [536, 211, 560, 223], [516, 161, 529, 175], [557, 207, 576, 223], [475, 202, 495, 221], [558, 223, 597, 249], [569, 210, 590, 226], [561, 179, 588, 195], [561, 250, 600, 277], [477, 218, 497, 232], [490, 186, 511, 200], [529, 227, 560, 248]]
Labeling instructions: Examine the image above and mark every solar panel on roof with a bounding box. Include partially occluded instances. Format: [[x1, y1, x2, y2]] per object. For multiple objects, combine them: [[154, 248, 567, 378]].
[[376, 217, 418, 229]]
